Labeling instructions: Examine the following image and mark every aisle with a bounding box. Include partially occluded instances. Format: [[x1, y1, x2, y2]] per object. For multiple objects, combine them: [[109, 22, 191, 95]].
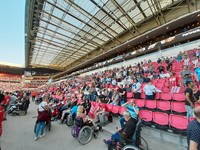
[[1, 102, 109, 150]]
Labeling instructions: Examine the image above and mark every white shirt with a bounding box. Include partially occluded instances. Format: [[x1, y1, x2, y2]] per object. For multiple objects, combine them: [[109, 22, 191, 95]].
[[112, 79, 117, 86], [184, 58, 190, 66], [160, 73, 170, 78], [132, 82, 141, 93], [192, 59, 198, 68], [143, 84, 161, 95], [38, 101, 48, 112]]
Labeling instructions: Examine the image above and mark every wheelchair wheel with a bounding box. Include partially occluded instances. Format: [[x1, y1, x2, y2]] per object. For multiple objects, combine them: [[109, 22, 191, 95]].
[[19, 111, 26, 116], [66, 114, 74, 126], [78, 126, 93, 145], [138, 136, 149, 150], [122, 145, 140, 150]]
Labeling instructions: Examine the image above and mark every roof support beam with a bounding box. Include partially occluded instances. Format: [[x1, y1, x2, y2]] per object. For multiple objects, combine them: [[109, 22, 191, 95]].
[[132, 0, 147, 18], [38, 26, 96, 49], [89, 0, 127, 31], [110, 0, 140, 34], [45, 0, 111, 42], [65, 0, 121, 43]]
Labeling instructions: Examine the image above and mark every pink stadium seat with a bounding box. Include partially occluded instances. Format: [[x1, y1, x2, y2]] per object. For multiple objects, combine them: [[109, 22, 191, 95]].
[[173, 93, 185, 101], [178, 88, 185, 93], [90, 101, 96, 106], [171, 102, 186, 113], [127, 92, 133, 98], [162, 87, 170, 93], [155, 93, 161, 100], [119, 107, 127, 115], [156, 83, 163, 88], [160, 93, 172, 101], [141, 93, 146, 99], [94, 102, 99, 108], [139, 110, 153, 122], [151, 79, 157, 84], [106, 104, 113, 112], [153, 112, 169, 125], [169, 114, 188, 130], [145, 100, 156, 109], [111, 105, 120, 114], [135, 99, 145, 108], [157, 79, 166, 84], [157, 101, 170, 111], [195, 102, 200, 107]]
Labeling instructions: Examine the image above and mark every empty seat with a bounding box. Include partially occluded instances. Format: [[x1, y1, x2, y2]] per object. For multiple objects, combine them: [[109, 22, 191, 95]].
[[119, 107, 127, 115], [160, 93, 172, 101], [171, 102, 186, 113], [169, 114, 188, 130], [141, 93, 146, 99], [151, 79, 157, 84], [135, 99, 145, 108], [145, 100, 156, 109], [195, 102, 200, 107], [173, 93, 185, 101], [162, 87, 170, 93], [155, 83, 163, 90], [111, 105, 120, 114], [155, 93, 161, 100], [157, 101, 170, 111], [157, 79, 166, 84], [153, 112, 169, 126], [106, 104, 113, 112], [139, 110, 153, 122], [127, 92, 133, 98]]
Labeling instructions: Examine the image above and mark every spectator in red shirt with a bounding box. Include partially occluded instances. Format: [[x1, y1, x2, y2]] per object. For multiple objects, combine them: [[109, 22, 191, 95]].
[[95, 99, 109, 123], [1, 92, 10, 120], [0, 93, 5, 150]]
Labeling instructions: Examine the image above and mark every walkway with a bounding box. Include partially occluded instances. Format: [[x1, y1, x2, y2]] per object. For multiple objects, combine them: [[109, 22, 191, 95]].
[[1, 102, 187, 150]]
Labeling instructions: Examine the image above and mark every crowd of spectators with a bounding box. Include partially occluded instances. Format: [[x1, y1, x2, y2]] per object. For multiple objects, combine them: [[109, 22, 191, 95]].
[[33, 49, 200, 119]]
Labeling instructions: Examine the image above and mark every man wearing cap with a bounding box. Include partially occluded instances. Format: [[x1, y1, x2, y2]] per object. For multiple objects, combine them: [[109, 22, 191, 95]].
[[187, 107, 200, 150], [103, 111, 137, 146], [143, 79, 161, 100]]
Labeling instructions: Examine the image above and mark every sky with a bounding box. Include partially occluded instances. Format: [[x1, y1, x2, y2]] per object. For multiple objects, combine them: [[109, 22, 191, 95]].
[[0, 0, 25, 67]]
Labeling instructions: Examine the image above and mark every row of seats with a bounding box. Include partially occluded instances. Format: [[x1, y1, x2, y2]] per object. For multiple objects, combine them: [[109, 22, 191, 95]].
[[135, 99, 187, 113], [139, 110, 189, 130], [91, 100, 200, 130], [127, 92, 185, 101]]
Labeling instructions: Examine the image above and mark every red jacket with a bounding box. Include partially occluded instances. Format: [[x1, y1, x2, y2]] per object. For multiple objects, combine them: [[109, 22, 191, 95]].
[[0, 106, 4, 136]]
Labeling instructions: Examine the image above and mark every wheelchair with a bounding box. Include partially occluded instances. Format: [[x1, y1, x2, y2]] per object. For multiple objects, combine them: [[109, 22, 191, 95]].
[[71, 117, 97, 145], [65, 112, 76, 126], [107, 119, 149, 150]]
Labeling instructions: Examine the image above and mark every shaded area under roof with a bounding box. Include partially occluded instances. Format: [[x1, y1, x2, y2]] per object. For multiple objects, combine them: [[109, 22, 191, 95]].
[[25, 0, 192, 71]]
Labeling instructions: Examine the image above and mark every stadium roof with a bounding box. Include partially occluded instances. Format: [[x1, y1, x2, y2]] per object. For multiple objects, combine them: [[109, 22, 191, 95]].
[[25, 0, 200, 72]]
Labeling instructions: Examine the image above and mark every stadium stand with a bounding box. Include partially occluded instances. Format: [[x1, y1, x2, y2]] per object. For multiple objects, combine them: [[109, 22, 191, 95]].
[[29, 47, 199, 137]]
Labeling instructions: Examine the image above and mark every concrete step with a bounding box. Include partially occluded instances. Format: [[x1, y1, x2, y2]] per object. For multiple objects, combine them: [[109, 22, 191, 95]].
[[102, 117, 187, 150]]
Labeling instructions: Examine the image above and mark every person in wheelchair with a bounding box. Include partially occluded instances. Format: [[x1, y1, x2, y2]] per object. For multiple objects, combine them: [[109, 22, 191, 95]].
[[60, 103, 78, 123], [95, 99, 109, 123], [120, 99, 139, 127], [75, 104, 102, 132], [103, 111, 137, 147]]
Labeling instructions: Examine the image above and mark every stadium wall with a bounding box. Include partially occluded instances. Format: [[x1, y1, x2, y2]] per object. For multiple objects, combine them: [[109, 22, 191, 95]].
[[80, 39, 200, 76]]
